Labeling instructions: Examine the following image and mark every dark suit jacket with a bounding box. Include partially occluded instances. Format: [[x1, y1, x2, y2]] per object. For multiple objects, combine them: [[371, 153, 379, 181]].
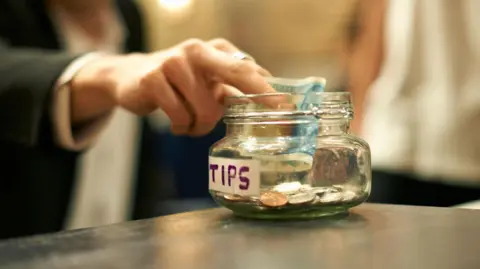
[[0, 0, 158, 239]]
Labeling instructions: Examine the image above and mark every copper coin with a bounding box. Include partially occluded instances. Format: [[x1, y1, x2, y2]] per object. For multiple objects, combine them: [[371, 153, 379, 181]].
[[260, 191, 288, 207]]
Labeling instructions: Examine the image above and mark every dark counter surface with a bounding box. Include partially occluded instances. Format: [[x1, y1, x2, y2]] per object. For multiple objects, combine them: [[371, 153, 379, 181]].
[[0, 203, 479, 269]]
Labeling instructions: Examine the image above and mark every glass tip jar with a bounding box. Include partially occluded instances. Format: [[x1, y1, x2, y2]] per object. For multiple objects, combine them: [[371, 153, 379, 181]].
[[208, 91, 371, 219]]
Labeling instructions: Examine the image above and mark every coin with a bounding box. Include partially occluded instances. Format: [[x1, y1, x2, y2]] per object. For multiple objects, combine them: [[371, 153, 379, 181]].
[[288, 191, 316, 205], [272, 181, 302, 195], [260, 191, 288, 207], [224, 194, 250, 202], [317, 192, 343, 204], [300, 184, 313, 191], [332, 185, 344, 192], [311, 187, 332, 196], [249, 195, 260, 202], [342, 191, 357, 202]]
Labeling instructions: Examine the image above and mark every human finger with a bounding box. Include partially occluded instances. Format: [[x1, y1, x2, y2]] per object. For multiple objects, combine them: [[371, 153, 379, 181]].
[[182, 40, 273, 94], [161, 50, 223, 136], [140, 67, 193, 135], [208, 38, 272, 77], [212, 83, 296, 113]]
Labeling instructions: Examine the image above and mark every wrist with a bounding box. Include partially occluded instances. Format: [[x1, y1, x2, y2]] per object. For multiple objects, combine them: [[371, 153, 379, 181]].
[[69, 54, 121, 125]]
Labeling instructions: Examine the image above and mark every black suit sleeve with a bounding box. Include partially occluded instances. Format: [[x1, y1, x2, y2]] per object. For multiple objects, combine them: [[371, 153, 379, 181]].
[[0, 39, 79, 147]]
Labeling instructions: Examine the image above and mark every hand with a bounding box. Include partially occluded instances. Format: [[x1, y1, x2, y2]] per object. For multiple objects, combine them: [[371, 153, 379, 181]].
[[71, 38, 275, 136]]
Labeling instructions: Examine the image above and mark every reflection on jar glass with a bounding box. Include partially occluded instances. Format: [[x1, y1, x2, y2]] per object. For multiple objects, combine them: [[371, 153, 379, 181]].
[[208, 92, 371, 219]]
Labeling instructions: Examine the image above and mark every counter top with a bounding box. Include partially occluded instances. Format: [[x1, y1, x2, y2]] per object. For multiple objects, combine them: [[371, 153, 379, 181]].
[[0, 203, 479, 269]]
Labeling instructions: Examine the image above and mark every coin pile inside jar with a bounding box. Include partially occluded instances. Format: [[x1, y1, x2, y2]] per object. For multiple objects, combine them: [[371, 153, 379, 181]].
[[221, 182, 361, 209]]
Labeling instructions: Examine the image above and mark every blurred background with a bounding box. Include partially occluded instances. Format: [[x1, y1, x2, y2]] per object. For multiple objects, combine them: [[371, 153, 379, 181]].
[[138, 0, 360, 215], [141, 0, 356, 85]]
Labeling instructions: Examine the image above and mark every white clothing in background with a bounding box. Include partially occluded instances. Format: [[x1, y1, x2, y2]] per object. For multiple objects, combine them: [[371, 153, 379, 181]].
[[50, 6, 141, 229], [362, 0, 480, 186]]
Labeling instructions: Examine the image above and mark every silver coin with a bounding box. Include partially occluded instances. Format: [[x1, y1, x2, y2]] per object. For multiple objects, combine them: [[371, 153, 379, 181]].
[[332, 185, 344, 192], [300, 184, 313, 191], [312, 195, 323, 204], [342, 191, 357, 202], [223, 194, 250, 202], [272, 181, 302, 195], [311, 187, 333, 196], [317, 192, 343, 204], [288, 191, 316, 205]]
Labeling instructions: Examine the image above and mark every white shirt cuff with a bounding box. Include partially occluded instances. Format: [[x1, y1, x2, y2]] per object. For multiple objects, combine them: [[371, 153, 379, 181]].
[[51, 52, 114, 151]]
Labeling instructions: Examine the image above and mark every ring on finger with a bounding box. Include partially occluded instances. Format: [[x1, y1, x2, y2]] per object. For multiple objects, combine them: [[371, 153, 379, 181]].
[[231, 51, 255, 62]]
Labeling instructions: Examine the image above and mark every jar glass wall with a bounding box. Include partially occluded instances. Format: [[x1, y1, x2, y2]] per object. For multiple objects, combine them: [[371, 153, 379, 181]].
[[208, 92, 371, 219]]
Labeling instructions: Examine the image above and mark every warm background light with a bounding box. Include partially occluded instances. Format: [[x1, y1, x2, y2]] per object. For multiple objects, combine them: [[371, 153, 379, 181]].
[[140, 0, 359, 90], [157, 0, 192, 12]]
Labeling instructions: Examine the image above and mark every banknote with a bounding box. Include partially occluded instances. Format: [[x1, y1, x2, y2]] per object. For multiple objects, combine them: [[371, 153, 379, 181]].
[[265, 76, 327, 156], [264, 76, 326, 109]]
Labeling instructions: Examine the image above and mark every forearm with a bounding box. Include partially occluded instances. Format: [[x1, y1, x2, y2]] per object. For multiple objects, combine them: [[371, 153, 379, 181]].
[[67, 55, 121, 127], [0, 45, 79, 146]]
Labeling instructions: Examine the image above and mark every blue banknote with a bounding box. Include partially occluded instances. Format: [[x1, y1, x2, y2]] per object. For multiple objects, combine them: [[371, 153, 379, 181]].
[[265, 76, 327, 156], [265, 76, 326, 109]]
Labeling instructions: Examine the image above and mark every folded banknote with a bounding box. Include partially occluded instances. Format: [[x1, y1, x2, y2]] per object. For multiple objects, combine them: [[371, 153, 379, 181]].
[[265, 76, 328, 156], [265, 76, 327, 110]]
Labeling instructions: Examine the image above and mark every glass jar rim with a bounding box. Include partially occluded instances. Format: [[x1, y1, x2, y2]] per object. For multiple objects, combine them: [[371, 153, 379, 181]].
[[224, 91, 353, 120], [225, 91, 351, 103]]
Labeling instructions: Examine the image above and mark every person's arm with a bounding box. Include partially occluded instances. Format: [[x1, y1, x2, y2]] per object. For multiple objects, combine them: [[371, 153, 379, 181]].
[[51, 53, 117, 151], [0, 38, 116, 151], [0, 39, 80, 147], [345, 0, 386, 135], [0, 37, 279, 149]]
